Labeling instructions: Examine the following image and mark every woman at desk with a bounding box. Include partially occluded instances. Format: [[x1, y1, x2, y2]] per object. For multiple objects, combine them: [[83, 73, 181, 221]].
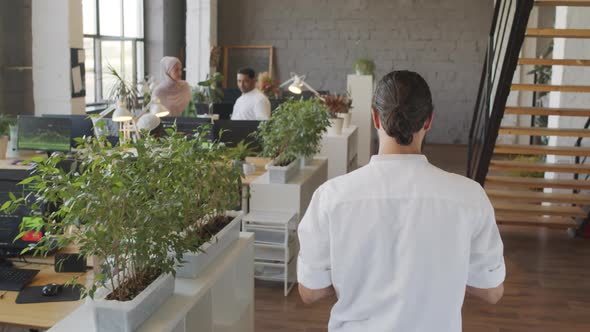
[[152, 56, 192, 117]]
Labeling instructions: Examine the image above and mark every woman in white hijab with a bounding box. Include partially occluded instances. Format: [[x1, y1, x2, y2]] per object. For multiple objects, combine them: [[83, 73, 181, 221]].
[[152, 56, 192, 117]]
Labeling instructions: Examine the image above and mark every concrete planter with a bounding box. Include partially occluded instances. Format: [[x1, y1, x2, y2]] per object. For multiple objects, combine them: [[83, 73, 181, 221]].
[[175, 211, 243, 278], [0, 136, 7, 160], [338, 112, 351, 128], [90, 273, 175, 332], [267, 158, 300, 184]]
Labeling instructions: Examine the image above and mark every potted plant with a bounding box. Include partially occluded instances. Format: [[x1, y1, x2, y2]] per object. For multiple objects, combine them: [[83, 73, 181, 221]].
[[145, 130, 243, 278], [1, 135, 189, 332], [0, 113, 16, 159], [321, 94, 352, 135], [192, 72, 224, 117], [354, 58, 375, 76], [257, 71, 281, 99], [256, 99, 330, 183]]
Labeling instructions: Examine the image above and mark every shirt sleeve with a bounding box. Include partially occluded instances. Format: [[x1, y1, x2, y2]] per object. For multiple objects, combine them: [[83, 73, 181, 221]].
[[254, 97, 271, 120], [467, 192, 506, 288], [297, 187, 332, 289]]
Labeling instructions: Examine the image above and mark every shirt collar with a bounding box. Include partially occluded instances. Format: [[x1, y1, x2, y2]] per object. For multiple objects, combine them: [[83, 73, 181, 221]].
[[370, 154, 428, 164]]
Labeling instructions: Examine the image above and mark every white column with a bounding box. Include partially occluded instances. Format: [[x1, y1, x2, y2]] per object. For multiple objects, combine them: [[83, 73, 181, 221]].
[[186, 0, 217, 86], [32, 0, 85, 115], [347, 75, 375, 166]]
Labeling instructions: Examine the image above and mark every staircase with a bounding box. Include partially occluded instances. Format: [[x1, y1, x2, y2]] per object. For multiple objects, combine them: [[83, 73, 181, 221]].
[[468, 0, 590, 230]]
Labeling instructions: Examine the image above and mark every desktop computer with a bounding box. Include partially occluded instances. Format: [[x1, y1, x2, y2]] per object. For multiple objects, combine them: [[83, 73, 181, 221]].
[[213, 120, 262, 151], [17, 116, 72, 155]]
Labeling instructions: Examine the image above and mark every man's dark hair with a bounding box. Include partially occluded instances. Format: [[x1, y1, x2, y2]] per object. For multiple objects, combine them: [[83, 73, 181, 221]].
[[237, 67, 256, 79], [373, 70, 433, 145]]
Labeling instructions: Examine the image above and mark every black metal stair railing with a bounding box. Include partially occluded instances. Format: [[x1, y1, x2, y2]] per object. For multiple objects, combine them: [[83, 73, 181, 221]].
[[467, 0, 535, 185]]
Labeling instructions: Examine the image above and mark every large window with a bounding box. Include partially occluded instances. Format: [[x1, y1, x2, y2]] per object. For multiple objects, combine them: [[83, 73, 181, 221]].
[[83, 0, 144, 104]]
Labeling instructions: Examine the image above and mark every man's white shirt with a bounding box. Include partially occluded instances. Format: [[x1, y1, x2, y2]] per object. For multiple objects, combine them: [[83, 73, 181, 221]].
[[297, 154, 505, 332], [231, 89, 271, 120]]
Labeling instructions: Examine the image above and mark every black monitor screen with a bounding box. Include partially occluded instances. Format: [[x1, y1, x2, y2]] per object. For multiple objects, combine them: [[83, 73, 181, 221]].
[[42, 114, 94, 148], [213, 120, 261, 150], [160, 117, 213, 140], [17, 116, 72, 152]]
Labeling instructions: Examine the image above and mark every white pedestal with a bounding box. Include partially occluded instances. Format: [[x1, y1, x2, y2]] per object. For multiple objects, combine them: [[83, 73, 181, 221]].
[[347, 75, 375, 166], [319, 126, 358, 179], [249, 158, 328, 219], [48, 233, 255, 332]]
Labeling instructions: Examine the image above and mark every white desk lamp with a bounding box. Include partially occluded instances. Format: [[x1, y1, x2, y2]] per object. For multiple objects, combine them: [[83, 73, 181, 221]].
[[279, 73, 321, 97], [148, 98, 170, 117]]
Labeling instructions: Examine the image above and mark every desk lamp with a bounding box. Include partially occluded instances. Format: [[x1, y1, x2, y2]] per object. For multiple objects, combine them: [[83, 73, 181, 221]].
[[279, 73, 321, 97]]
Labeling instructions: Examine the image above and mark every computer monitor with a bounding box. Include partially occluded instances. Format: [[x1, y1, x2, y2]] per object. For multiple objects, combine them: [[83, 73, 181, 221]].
[[195, 103, 234, 119], [160, 117, 213, 140], [213, 120, 262, 151], [17, 116, 72, 153], [42, 114, 94, 148]]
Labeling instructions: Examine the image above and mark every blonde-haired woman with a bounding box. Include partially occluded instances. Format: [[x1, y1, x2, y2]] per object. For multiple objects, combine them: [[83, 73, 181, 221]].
[[152, 56, 191, 117]]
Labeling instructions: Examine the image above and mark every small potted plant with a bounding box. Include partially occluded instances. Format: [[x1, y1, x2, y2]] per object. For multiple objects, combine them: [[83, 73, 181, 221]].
[[192, 72, 224, 116], [321, 94, 352, 135], [0, 113, 16, 159], [257, 99, 330, 182], [257, 71, 281, 99], [354, 58, 375, 76]]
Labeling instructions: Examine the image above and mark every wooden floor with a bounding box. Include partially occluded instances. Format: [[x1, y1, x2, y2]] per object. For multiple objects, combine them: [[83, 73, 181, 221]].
[[254, 145, 590, 331]]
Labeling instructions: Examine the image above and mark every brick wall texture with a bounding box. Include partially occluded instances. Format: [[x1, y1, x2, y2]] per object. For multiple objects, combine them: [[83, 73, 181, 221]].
[[218, 0, 493, 144]]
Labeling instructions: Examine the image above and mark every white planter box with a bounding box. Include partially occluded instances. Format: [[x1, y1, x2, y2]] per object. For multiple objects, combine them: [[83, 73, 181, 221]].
[[90, 272, 175, 332], [299, 156, 314, 168], [175, 211, 243, 278], [327, 117, 343, 136], [266, 158, 300, 184], [338, 112, 351, 128]]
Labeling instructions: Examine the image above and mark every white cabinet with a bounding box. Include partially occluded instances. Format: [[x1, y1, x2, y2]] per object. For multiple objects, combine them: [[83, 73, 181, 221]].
[[319, 125, 359, 179]]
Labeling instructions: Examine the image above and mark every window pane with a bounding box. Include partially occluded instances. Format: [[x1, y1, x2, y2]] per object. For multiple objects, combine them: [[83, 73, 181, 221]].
[[136, 41, 144, 84], [82, 0, 96, 35], [124, 0, 143, 38], [84, 38, 96, 103], [99, 0, 122, 37], [122, 41, 133, 84], [101, 40, 122, 100]]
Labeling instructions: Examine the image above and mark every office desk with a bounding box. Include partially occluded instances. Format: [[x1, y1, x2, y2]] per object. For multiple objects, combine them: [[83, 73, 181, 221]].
[[0, 259, 92, 330]]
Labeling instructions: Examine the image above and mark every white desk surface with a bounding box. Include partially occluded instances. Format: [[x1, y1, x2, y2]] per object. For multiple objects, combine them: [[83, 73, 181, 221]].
[[49, 233, 254, 332]]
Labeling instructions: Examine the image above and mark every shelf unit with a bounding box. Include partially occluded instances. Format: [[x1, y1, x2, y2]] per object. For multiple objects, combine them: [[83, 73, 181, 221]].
[[243, 210, 298, 296]]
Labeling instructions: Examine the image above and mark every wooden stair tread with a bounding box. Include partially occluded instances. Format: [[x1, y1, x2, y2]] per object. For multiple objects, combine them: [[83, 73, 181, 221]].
[[499, 126, 590, 137], [511, 84, 590, 93], [487, 189, 590, 204], [535, 0, 590, 6], [492, 201, 587, 217], [518, 58, 590, 66], [505, 106, 590, 117], [486, 175, 590, 190], [495, 215, 576, 229], [490, 160, 590, 173], [526, 28, 590, 38], [494, 144, 590, 156]]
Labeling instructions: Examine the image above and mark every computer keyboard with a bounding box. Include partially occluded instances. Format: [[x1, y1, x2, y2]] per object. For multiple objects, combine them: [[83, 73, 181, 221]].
[[0, 267, 40, 291]]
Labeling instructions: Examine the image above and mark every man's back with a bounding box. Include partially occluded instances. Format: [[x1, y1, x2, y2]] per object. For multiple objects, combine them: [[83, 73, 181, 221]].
[[297, 154, 505, 332]]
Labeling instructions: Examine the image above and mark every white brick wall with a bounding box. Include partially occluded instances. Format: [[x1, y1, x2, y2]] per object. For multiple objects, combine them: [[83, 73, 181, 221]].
[[218, 0, 493, 144]]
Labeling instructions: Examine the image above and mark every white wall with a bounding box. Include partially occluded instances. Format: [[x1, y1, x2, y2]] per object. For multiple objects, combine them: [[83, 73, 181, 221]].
[[32, 0, 84, 115]]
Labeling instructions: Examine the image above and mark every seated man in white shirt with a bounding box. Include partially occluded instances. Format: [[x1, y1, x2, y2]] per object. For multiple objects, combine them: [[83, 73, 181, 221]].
[[297, 70, 505, 332], [230, 68, 271, 120]]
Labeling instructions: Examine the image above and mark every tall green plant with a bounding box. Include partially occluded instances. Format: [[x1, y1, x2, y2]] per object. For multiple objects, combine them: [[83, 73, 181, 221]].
[[106, 65, 139, 111], [0, 114, 17, 136], [257, 98, 330, 166], [1, 128, 241, 301]]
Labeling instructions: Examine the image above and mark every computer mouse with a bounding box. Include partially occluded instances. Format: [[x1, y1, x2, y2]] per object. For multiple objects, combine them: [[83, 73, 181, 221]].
[[41, 283, 62, 297]]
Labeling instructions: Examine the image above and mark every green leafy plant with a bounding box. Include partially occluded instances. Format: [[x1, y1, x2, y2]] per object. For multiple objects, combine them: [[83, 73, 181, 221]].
[[1, 129, 241, 301], [257, 98, 330, 166], [193, 72, 224, 105], [106, 65, 139, 111], [509, 155, 545, 178], [228, 140, 258, 161], [354, 58, 375, 76]]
